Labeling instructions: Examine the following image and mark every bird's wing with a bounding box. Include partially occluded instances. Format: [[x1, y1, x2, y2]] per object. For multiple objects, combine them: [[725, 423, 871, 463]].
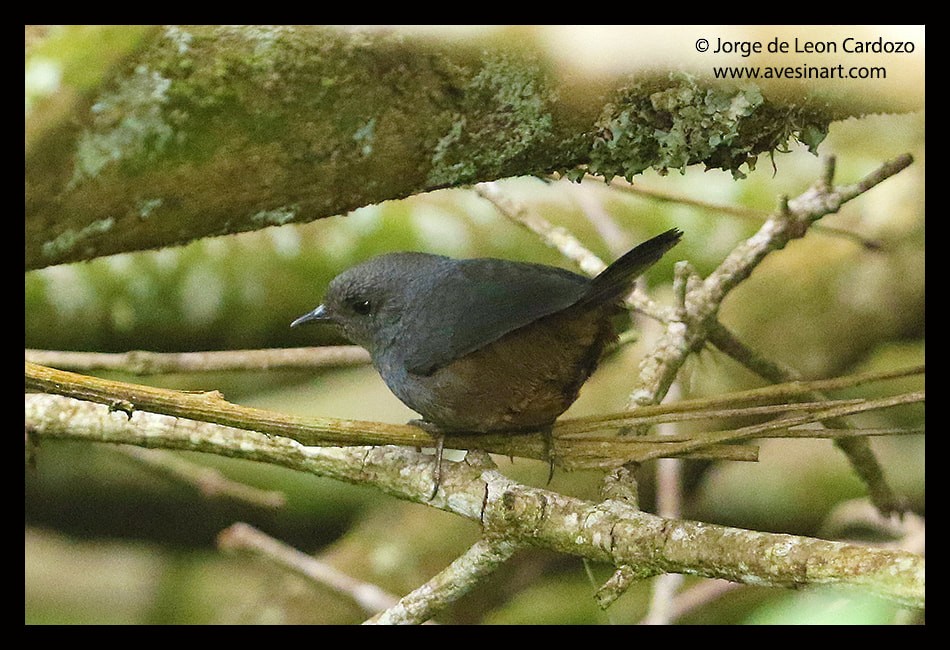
[[400, 229, 681, 376], [401, 259, 589, 376], [578, 228, 682, 307]]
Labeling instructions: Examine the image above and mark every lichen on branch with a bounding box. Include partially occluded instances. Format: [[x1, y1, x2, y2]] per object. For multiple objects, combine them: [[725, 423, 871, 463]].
[[28, 26, 856, 270], [584, 72, 828, 182]]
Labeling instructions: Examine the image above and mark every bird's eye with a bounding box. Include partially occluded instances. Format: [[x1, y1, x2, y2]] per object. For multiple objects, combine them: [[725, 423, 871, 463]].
[[352, 299, 372, 315]]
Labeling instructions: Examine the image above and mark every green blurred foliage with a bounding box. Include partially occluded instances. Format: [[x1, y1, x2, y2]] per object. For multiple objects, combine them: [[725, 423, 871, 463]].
[[742, 588, 905, 625]]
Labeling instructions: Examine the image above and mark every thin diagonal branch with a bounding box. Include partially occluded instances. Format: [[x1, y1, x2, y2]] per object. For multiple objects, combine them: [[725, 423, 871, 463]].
[[364, 536, 521, 624], [706, 320, 908, 515], [624, 154, 915, 516], [117, 446, 285, 508], [218, 522, 401, 616], [603, 176, 883, 249]]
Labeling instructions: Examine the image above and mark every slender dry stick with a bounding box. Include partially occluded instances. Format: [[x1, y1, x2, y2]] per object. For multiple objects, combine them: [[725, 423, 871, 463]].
[[626, 391, 922, 463], [555, 363, 924, 437], [560, 396, 870, 436], [572, 183, 633, 255], [604, 176, 770, 219], [218, 522, 401, 616], [30, 340, 915, 401], [23, 361, 758, 466], [117, 446, 285, 508], [707, 320, 910, 515], [603, 176, 882, 249], [657, 579, 742, 623], [474, 181, 611, 278], [26, 393, 923, 612], [25, 346, 370, 374]]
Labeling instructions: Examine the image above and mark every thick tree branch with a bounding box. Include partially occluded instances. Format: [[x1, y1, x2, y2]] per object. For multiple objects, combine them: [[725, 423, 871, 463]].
[[25, 393, 924, 612], [27, 26, 862, 270], [25, 361, 923, 470], [24, 362, 757, 465]]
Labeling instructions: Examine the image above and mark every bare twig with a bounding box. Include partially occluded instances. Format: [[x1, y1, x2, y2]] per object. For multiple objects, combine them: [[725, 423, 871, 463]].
[[643, 572, 685, 625], [557, 397, 893, 436], [25, 346, 370, 375], [620, 392, 923, 464], [218, 522, 401, 616], [602, 176, 882, 249], [364, 536, 520, 624], [571, 184, 633, 255], [652, 579, 742, 623], [643, 385, 685, 625], [117, 446, 285, 508]]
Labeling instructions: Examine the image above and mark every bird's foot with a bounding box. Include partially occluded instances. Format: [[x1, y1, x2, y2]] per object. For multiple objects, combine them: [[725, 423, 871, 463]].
[[408, 419, 446, 500], [541, 426, 556, 485]]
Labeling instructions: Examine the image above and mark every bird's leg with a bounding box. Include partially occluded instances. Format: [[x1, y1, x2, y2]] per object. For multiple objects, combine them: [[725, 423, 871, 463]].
[[432, 434, 445, 499], [408, 419, 446, 500], [541, 425, 556, 485]]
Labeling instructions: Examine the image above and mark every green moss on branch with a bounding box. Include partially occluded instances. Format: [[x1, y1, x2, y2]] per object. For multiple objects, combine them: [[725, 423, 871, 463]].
[[28, 27, 847, 270]]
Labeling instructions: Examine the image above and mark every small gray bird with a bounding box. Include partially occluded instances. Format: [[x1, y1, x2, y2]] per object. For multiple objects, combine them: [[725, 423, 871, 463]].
[[291, 229, 682, 435]]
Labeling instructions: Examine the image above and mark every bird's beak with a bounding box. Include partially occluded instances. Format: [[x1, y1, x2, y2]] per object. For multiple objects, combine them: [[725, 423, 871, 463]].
[[290, 304, 332, 328]]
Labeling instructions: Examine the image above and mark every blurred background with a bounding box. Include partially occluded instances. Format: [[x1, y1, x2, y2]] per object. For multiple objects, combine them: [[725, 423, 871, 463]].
[[25, 25, 924, 624]]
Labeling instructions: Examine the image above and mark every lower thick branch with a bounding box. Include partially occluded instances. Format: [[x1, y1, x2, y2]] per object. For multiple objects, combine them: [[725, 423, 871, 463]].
[[26, 393, 923, 609]]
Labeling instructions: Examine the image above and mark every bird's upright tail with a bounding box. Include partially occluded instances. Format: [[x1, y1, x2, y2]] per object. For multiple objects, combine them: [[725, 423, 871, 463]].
[[581, 228, 683, 306]]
